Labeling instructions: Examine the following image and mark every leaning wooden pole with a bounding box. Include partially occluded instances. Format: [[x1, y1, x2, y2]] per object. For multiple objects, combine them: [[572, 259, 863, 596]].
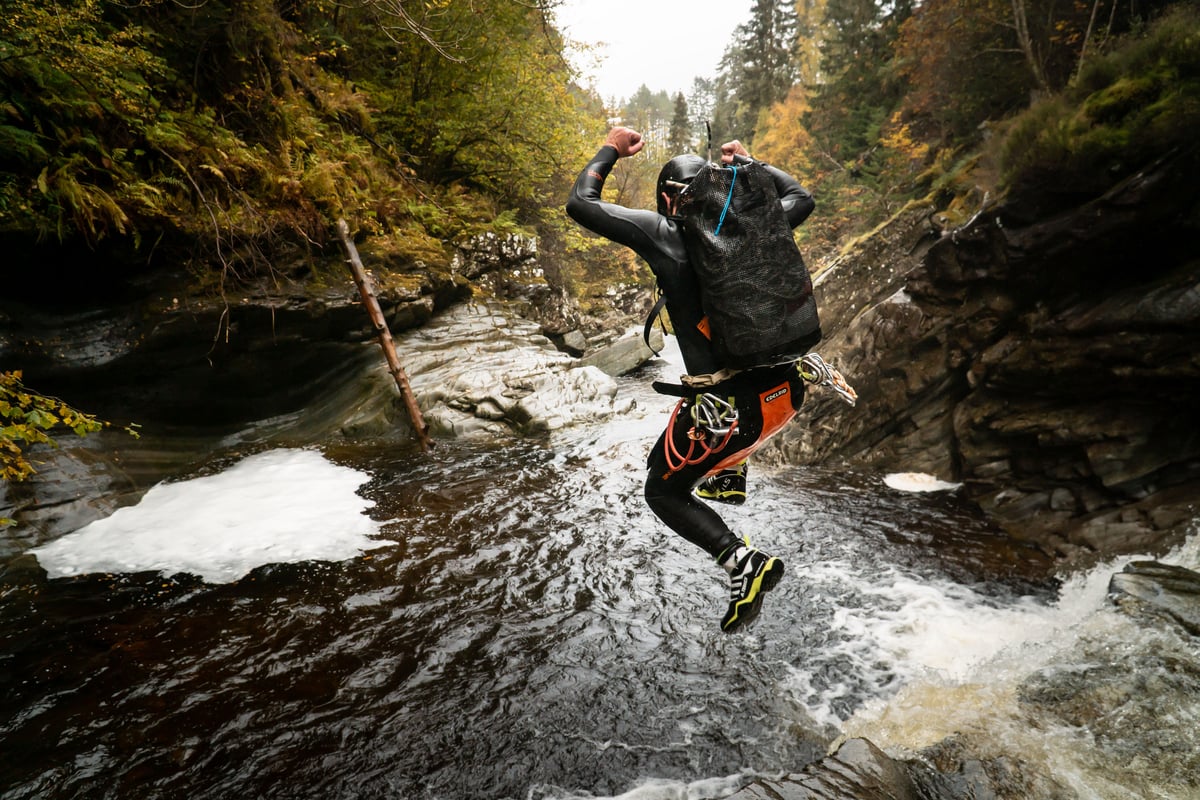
[[336, 218, 433, 452]]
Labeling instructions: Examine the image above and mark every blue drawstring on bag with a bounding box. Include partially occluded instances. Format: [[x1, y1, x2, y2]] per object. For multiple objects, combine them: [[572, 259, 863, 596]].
[[714, 164, 737, 236]]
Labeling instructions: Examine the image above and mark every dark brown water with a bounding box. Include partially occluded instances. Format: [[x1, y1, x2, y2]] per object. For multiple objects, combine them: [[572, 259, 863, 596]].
[[1, 429, 1059, 799], [4, 306, 1193, 800]]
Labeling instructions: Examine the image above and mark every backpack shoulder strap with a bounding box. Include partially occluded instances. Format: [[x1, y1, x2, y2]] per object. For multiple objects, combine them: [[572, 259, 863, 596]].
[[642, 293, 668, 355]]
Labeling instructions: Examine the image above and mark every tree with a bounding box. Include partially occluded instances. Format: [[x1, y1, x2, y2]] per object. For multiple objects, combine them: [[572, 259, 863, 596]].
[[621, 85, 674, 163], [793, 0, 830, 85], [753, 85, 817, 177], [711, 0, 802, 143], [807, 0, 913, 166], [351, 0, 592, 209], [687, 77, 717, 157], [668, 92, 693, 155], [890, 0, 1036, 145]]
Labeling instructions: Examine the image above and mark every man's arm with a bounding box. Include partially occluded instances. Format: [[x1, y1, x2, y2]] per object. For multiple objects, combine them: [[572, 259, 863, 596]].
[[565, 127, 666, 253], [565, 144, 619, 226]]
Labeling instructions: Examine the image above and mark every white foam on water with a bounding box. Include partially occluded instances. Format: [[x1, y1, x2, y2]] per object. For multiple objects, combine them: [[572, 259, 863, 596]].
[[882, 471, 962, 492], [784, 547, 1130, 730], [29, 448, 385, 583], [829, 532, 1200, 799]]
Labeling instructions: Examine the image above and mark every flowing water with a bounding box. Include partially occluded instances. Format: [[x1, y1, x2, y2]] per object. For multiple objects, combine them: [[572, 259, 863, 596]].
[[2, 304, 1197, 799]]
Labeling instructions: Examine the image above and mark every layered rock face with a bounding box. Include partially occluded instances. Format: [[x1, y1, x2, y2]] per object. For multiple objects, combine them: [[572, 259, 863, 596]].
[[768, 146, 1200, 561]]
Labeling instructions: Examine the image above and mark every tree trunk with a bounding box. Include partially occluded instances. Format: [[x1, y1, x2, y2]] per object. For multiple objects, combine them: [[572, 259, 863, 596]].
[[1074, 0, 1106, 84], [336, 219, 433, 453], [1011, 0, 1051, 94]]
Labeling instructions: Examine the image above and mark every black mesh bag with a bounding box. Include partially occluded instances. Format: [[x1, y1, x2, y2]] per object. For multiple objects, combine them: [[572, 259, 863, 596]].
[[677, 160, 821, 368]]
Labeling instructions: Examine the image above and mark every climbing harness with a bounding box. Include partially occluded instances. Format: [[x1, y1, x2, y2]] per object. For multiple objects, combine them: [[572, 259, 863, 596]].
[[663, 392, 740, 475], [798, 353, 858, 406]]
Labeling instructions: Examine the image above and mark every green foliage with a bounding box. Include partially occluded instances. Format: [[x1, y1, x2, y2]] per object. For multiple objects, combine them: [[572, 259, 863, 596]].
[[722, 0, 1197, 264], [711, 0, 803, 144], [0, 0, 599, 289], [668, 93, 693, 155], [808, 0, 913, 160], [999, 5, 1200, 196], [0, 0, 170, 243], [5, 0, 1187, 318], [0, 371, 140, 515], [340, 0, 593, 213], [890, 0, 1036, 147]]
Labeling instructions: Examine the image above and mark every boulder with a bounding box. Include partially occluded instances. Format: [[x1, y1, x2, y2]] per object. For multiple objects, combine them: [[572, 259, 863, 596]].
[[578, 328, 663, 377], [1109, 560, 1200, 635]]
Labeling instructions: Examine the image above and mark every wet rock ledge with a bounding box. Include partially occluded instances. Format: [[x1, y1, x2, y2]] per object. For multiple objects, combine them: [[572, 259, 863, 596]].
[[768, 145, 1200, 565], [0, 231, 651, 547]]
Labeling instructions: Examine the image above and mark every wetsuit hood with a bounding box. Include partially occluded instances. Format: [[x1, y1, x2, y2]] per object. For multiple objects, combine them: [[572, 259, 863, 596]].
[[656, 154, 707, 216]]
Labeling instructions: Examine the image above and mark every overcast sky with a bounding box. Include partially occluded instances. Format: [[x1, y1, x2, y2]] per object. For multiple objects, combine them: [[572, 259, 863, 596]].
[[551, 1, 753, 104]]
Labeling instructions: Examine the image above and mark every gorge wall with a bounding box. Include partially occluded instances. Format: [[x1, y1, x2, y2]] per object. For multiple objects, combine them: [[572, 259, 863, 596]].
[[765, 144, 1200, 564], [5, 145, 1199, 567]]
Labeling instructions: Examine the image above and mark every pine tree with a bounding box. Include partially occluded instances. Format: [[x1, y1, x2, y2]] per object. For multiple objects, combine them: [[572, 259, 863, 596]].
[[809, 0, 913, 166], [711, 0, 801, 144], [668, 92, 693, 155]]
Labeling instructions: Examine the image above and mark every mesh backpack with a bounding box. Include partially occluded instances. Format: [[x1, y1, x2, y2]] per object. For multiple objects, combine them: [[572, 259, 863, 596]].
[[652, 159, 821, 370]]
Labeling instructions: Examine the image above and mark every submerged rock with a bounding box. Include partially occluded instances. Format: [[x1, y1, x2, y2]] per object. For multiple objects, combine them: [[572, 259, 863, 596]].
[[729, 738, 921, 799], [398, 304, 645, 438], [729, 736, 1037, 800]]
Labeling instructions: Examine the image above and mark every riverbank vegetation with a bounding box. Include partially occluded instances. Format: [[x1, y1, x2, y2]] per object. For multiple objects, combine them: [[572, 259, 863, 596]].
[[0, 0, 599, 288], [611, 0, 1198, 262], [1, 0, 1196, 289]]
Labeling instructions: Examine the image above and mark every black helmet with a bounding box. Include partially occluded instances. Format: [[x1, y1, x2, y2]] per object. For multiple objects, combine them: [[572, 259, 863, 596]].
[[656, 154, 706, 215]]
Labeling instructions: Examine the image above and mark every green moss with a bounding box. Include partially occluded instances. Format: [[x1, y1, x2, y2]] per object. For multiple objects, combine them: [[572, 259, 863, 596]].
[[1082, 74, 1164, 123], [1000, 6, 1200, 195]]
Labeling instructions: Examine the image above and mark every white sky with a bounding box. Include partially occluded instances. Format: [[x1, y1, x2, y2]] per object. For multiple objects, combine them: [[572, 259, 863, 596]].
[[552, 0, 754, 104]]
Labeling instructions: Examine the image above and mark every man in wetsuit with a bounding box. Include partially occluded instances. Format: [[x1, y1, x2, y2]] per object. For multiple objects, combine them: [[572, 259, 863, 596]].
[[565, 126, 818, 633]]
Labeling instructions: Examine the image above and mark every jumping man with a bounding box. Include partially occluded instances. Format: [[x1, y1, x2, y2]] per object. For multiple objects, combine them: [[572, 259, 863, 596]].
[[566, 127, 820, 633]]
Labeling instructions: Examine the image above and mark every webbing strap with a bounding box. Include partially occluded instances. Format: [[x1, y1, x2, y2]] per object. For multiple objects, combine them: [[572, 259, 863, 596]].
[[642, 293, 668, 355], [651, 380, 692, 397]]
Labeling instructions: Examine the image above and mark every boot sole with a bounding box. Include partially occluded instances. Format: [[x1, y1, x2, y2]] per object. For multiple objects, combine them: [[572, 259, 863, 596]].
[[721, 557, 784, 633]]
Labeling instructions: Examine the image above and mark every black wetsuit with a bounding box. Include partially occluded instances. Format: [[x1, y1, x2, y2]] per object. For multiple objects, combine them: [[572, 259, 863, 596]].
[[566, 145, 818, 564]]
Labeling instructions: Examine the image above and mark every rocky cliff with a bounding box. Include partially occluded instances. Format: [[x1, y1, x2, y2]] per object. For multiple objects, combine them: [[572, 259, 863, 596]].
[[766, 145, 1200, 564]]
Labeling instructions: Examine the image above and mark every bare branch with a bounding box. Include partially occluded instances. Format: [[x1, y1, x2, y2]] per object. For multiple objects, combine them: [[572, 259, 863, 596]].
[[361, 0, 465, 62]]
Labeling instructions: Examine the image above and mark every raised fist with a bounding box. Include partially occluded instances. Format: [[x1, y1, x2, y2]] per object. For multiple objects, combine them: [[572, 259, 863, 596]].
[[720, 140, 750, 164], [605, 126, 645, 158]]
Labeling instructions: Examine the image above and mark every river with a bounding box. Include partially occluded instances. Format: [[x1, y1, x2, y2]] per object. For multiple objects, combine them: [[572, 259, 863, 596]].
[[2, 303, 1197, 799]]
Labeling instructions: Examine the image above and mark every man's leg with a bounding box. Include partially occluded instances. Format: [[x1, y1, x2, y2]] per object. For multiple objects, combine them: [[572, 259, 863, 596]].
[[644, 401, 783, 633]]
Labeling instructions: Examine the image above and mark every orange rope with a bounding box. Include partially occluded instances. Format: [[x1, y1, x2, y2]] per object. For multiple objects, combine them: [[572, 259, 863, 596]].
[[663, 399, 739, 475]]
